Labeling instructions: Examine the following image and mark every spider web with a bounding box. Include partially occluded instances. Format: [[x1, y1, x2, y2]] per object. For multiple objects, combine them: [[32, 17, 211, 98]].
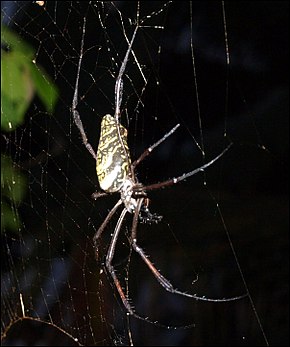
[[1, 1, 288, 346]]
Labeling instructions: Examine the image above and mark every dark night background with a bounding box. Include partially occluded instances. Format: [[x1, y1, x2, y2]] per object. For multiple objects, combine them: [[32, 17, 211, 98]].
[[1, 1, 289, 346]]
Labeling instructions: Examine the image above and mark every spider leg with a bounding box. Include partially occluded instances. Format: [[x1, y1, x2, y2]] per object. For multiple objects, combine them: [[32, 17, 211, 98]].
[[71, 17, 97, 161], [115, 26, 138, 120], [93, 199, 122, 248], [103, 204, 194, 327], [132, 123, 180, 169], [131, 198, 246, 302], [142, 142, 233, 192], [104, 207, 137, 315]]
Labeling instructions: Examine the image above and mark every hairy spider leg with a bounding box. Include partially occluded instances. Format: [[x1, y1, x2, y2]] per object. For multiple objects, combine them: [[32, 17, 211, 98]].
[[113, 26, 139, 179], [132, 123, 180, 169], [93, 199, 123, 246], [130, 198, 247, 302], [115, 26, 138, 120], [102, 202, 196, 328], [141, 142, 234, 192], [72, 17, 98, 161], [104, 208, 134, 311]]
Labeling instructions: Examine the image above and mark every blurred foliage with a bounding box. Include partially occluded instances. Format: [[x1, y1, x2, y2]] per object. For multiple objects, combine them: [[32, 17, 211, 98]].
[[1, 25, 58, 232], [1, 24, 58, 131], [1, 155, 27, 232]]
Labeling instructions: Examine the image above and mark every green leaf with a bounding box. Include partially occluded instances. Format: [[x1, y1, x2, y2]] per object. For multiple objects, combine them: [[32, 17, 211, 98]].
[[1, 25, 59, 132], [1, 50, 34, 131], [29, 63, 58, 113], [1, 24, 34, 58]]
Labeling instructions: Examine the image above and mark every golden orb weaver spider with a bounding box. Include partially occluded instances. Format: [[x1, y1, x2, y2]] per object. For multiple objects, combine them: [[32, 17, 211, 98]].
[[72, 20, 246, 322]]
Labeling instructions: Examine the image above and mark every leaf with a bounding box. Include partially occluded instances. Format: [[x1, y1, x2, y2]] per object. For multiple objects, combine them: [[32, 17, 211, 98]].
[[1, 24, 34, 58], [1, 25, 59, 132], [29, 63, 58, 113], [1, 50, 34, 131], [1, 155, 27, 233]]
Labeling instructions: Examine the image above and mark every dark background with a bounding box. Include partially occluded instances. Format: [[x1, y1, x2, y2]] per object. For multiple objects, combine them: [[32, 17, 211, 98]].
[[1, 1, 289, 346]]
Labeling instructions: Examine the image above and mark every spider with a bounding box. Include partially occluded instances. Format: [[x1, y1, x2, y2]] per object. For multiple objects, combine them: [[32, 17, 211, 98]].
[[72, 21, 245, 322]]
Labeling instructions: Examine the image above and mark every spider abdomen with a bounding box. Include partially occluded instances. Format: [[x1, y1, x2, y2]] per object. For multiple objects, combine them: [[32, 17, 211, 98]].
[[96, 114, 131, 192]]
